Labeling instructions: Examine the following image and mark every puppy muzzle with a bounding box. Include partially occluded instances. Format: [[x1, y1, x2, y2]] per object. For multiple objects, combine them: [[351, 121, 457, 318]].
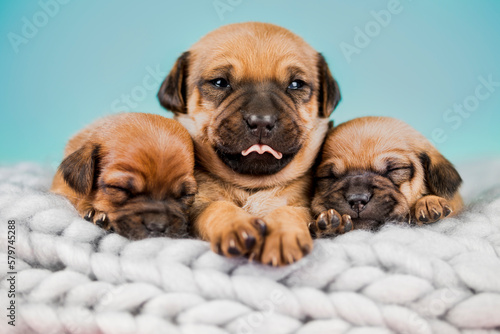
[[326, 172, 410, 228]]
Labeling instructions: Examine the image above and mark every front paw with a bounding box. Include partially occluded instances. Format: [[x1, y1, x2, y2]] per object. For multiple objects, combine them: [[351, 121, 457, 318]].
[[82, 208, 112, 231], [310, 209, 353, 238], [260, 228, 312, 267], [211, 218, 266, 260], [414, 195, 452, 225]]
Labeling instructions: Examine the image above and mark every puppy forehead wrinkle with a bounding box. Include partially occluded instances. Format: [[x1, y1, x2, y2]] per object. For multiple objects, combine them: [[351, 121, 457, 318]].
[[192, 27, 317, 83]]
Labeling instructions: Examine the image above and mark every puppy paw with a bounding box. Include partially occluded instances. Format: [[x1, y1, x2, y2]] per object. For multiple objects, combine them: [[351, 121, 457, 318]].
[[310, 209, 353, 238], [414, 195, 452, 225], [260, 228, 312, 267], [82, 208, 113, 231], [212, 218, 266, 260]]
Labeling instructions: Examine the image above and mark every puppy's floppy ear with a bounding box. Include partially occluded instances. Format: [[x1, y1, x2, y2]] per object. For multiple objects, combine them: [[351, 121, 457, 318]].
[[59, 143, 100, 195], [157, 51, 190, 114], [419, 152, 462, 199], [317, 53, 341, 118]]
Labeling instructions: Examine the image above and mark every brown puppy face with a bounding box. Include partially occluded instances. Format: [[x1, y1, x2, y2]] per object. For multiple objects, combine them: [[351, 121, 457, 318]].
[[311, 117, 463, 233], [51, 113, 197, 240], [158, 22, 340, 188]]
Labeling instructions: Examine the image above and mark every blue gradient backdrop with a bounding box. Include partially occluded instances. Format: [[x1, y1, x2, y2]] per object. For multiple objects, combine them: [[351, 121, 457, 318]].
[[1, 0, 499, 167]]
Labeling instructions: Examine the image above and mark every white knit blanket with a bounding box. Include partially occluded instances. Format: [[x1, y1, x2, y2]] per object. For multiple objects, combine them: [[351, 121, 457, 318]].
[[1, 162, 500, 334]]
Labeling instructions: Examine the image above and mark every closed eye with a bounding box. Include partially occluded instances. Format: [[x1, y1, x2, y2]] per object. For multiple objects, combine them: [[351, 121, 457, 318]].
[[385, 166, 413, 184], [385, 164, 412, 172], [316, 174, 338, 180], [387, 166, 411, 172], [104, 184, 134, 197], [175, 181, 197, 201], [316, 163, 339, 179]]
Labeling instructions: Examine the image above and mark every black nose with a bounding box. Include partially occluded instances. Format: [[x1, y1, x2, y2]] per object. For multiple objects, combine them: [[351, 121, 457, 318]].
[[245, 114, 277, 137], [145, 219, 167, 233], [346, 193, 371, 213]]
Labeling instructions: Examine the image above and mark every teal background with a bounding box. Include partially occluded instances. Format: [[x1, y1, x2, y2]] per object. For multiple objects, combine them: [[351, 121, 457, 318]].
[[1, 0, 499, 167]]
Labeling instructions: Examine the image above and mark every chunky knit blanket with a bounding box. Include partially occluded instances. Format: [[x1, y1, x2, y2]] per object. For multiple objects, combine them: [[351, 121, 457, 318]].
[[1, 162, 500, 334]]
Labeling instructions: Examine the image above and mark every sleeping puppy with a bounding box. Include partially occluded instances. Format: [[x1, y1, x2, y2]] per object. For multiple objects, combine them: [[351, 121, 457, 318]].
[[51, 113, 197, 240], [157, 22, 341, 265], [310, 116, 463, 236]]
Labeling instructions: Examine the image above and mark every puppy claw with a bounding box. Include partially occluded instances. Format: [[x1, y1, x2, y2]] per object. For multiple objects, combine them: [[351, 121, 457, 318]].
[[330, 212, 340, 228], [227, 239, 241, 256], [244, 234, 256, 249], [240, 229, 256, 249], [252, 218, 267, 236], [419, 210, 428, 223], [84, 210, 94, 222], [415, 195, 453, 224], [431, 208, 441, 220], [95, 214, 108, 228], [344, 215, 353, 232], [311, 209, 353, 237], [317, 213, 328, 230], [443, 205, 452, 217], [261, 226, 313, 267], [212, 216, 266, 259]]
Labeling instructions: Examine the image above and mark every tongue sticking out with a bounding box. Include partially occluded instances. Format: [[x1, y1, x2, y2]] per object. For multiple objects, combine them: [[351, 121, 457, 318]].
[[242, 144, 283, 160]]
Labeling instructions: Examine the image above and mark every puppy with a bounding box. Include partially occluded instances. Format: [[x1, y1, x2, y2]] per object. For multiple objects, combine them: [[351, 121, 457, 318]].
[[310, 116, 463, 236], [157, 22, 341, 265], [51, 113, 197, 240]]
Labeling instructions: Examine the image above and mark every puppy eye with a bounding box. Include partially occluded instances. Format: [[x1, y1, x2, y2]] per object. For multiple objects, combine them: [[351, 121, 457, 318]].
[[316, 163, 338, 179], [387, 166, 410, 173], [288, 80, 305, 90], [386, 166, 412, 183], [210, 78, 230, 88], [105, 184, 133, 196]]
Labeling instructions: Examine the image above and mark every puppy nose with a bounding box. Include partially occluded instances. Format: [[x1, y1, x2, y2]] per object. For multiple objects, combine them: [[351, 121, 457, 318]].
[[346, 193, 371, 213], [145, 220, 166, 233], [245, 114, 277, 137]]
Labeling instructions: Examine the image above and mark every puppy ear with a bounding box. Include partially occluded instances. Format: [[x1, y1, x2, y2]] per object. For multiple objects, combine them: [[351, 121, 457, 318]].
[[157, 51, 190, 114], [58, 143, 100, 195], [419, 152, 462, 199], [317, 53, 341, 118]]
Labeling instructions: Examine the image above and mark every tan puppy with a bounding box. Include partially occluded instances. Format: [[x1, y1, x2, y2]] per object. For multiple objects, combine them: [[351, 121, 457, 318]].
[[51, 113, 197, 240], [310, 116, 463, 236], [157, 22, 341, 266]]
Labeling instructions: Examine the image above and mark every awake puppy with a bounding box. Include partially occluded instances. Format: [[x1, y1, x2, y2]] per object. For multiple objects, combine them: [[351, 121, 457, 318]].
[[311, 116, 463, 237], [51, 113, 197, 240], [158, 22, 341, 265]]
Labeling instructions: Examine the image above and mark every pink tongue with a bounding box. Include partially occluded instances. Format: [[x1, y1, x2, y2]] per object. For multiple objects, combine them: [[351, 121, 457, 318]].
[[242, 144, 283, 159]]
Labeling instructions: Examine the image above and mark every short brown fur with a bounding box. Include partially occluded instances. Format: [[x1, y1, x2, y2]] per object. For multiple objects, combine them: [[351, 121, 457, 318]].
[[51, 113, 197, 240], [311, 116, 463, 237], [158, 22, 341, 266]]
